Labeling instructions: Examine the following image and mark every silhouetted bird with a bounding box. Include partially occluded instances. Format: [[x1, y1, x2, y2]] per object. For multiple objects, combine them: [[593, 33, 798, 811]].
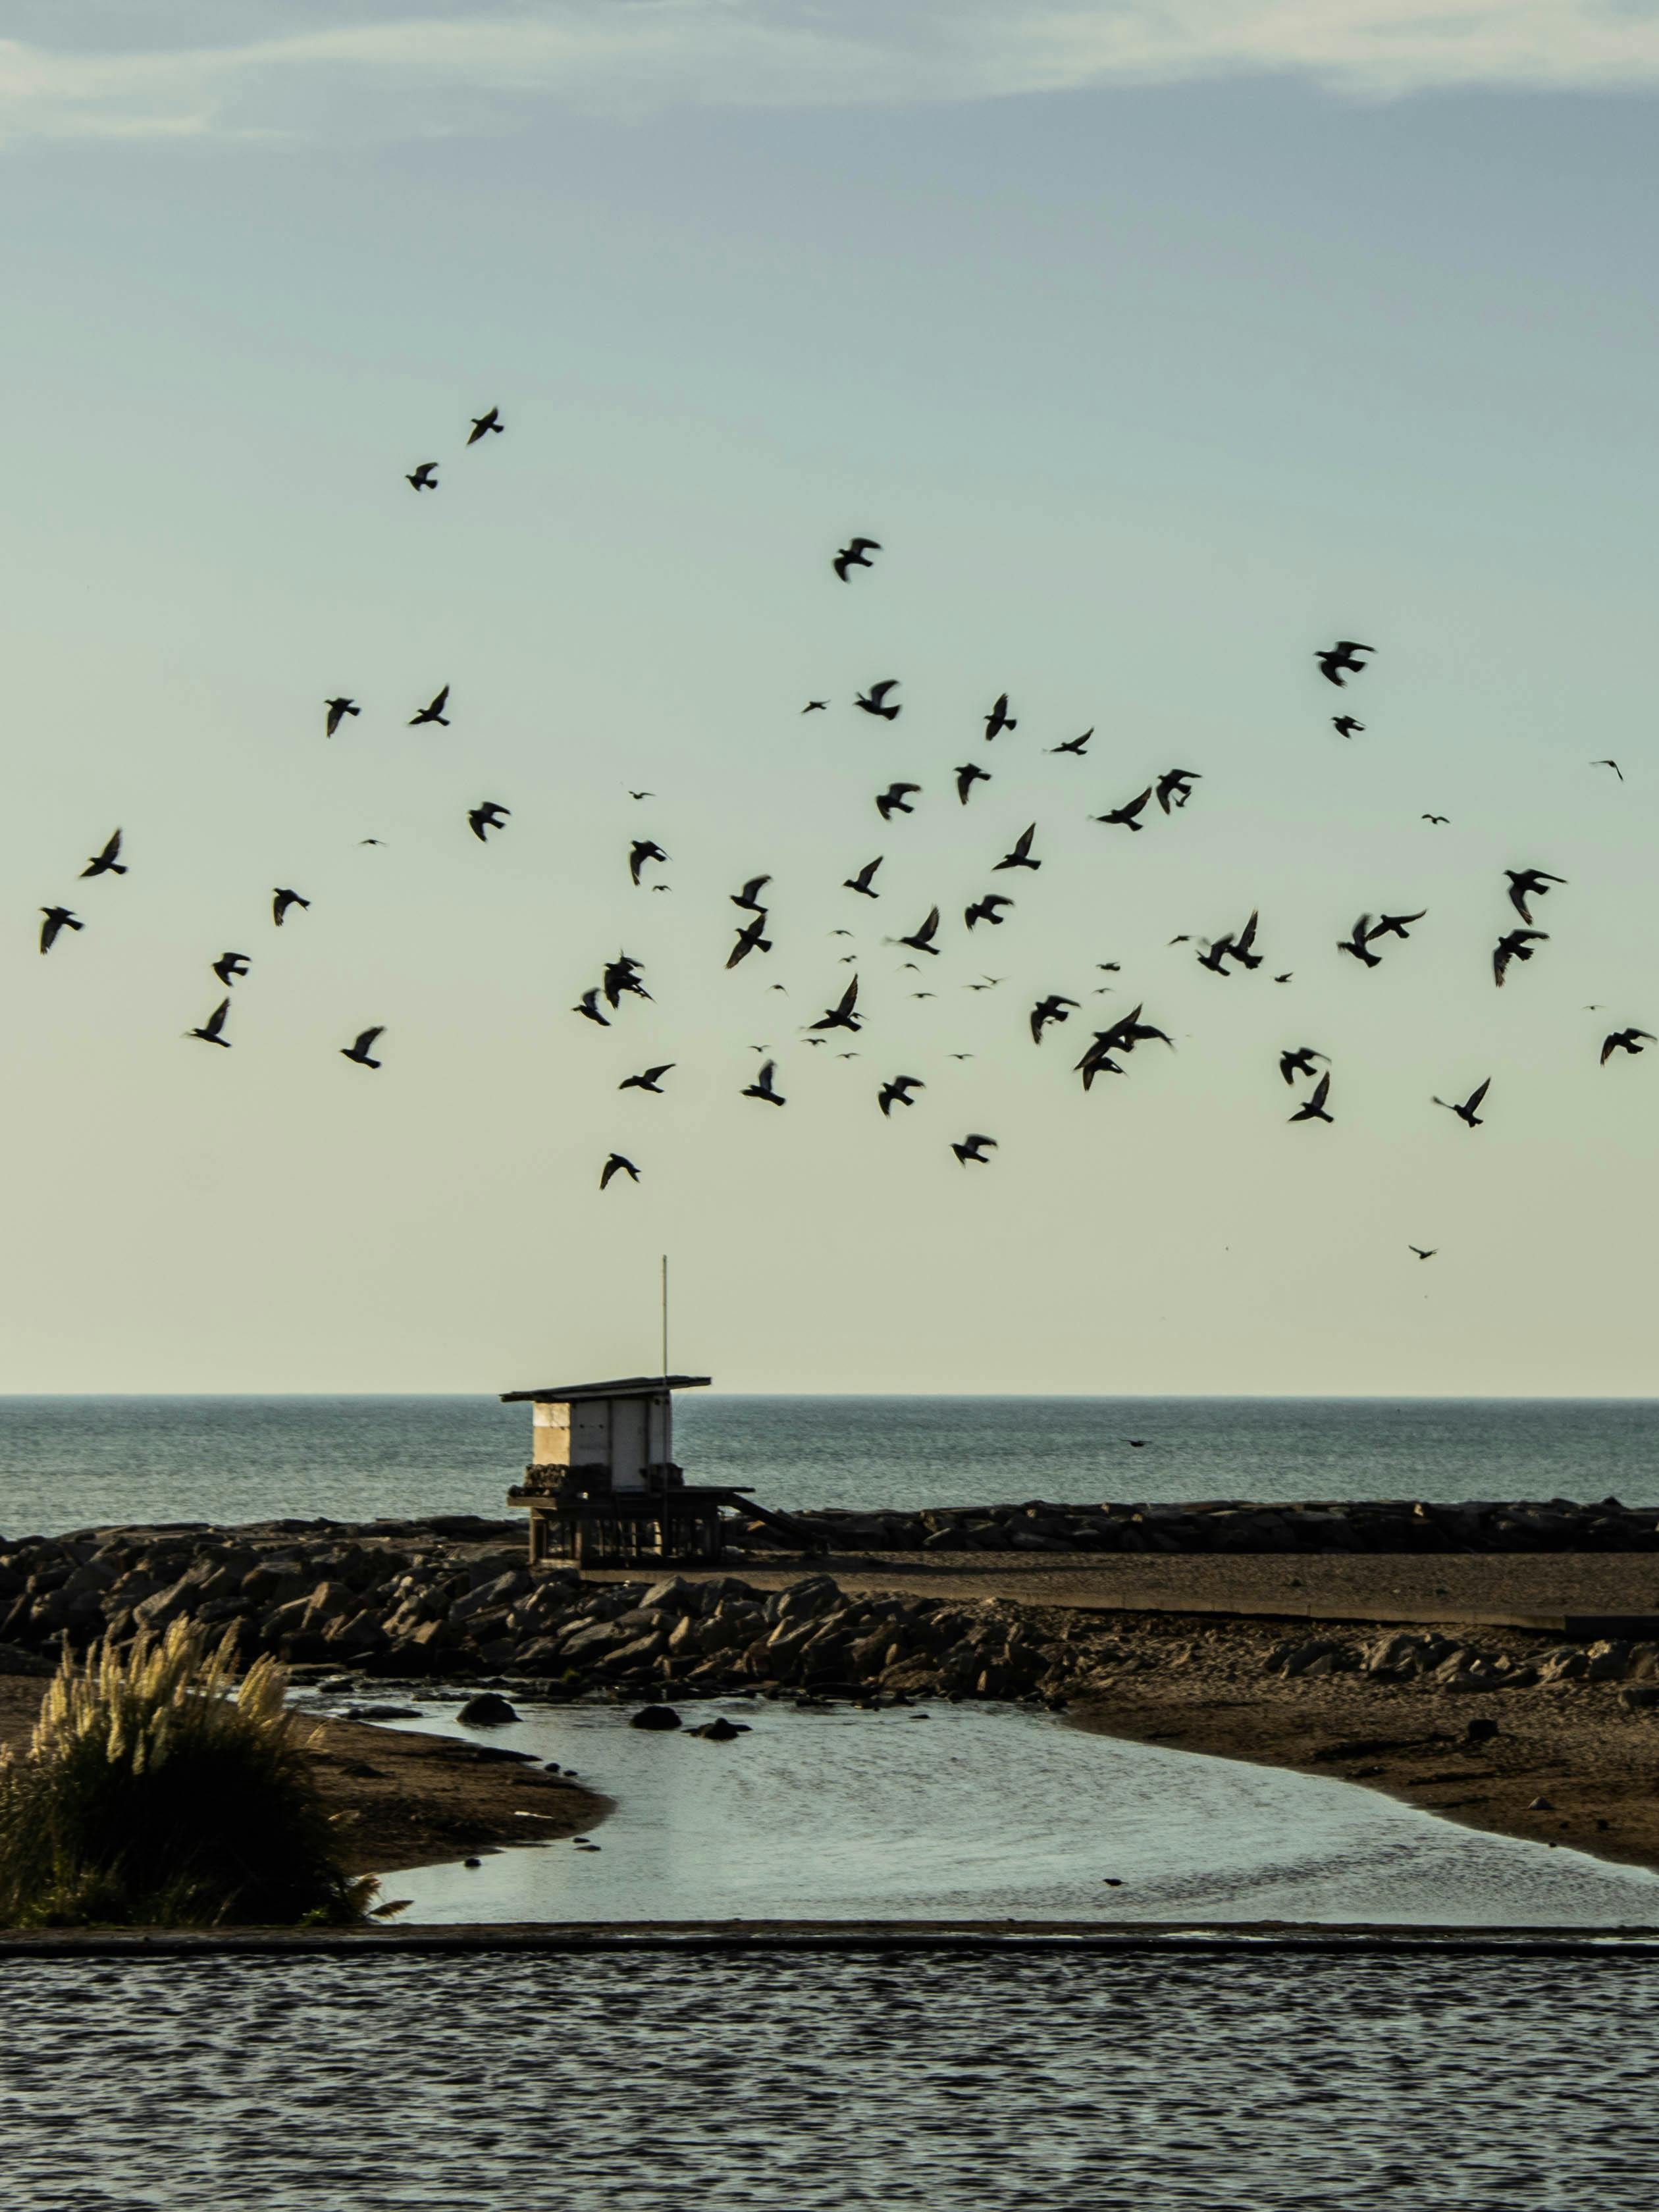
[[602, 955, 651, 1008], [600, 1153, 639, 1190], [876, 783, 919, 820], [811, 978, 861, 1033], [732, 875, 772, 912], [1288, 1073, 1332, 1124], [1593, 758, 1623, 781], [1279, 1047, 1327, 1084], [213, 953, 250, 988], [879, 1075, 924, 1116], [953, 1134, 997, 1165], [629, 839, 669, 885], [1075, 1039, 1126, 1091], [801, 700, 828, 714], [273, 888, 309, 927], [340, 1026, 384, 1069], [409, 685, 450, 727], [1409, 1246, 1437, 1259], [1505, 868, 1565, 924], [1030, 995, 1078, 1043], [1315, 641, 1374, 686], [1422, 814, 1449, 824], [469, 801, 510, 841], [1602, 1028, 1656, 1064], [1338, 915, 1382, 968], [1493, 929, 1547, 986], [1229, 911, 1263, 970], [964, 894, 1013, 930], [742, 1059, 785, 1105], [406, 462, 438, 491], [38, 907, 82, 955], [1156, 770, 1201, 814], [855, 681, 901, 720], [983, 694, 1016, 741], [467, 406, 504, 444], [1332, 716, 1363, 739], [574, 989, 610, 1026], [845, 858, 883, 897], [1371, 910, 1426, 941], [993, 824, 1040, 872], [1196, 937, 1234, 976], [1049, 729, 1092, 755], [1434, 1078, 1491, 1128], [727, 913, 772, 968], [956, 762, 991, 804], [1093, 788, 1151, 831], [899, 907, 941, 957], [80, 830, 126, 878], [620, 1065, 674, 1094], [833, 537, 882, 581], [325, 697, 359, 738], [188, 997, 232, 1049], [628, 790, 654, 800], [1094, 1005, 1173, 1057]]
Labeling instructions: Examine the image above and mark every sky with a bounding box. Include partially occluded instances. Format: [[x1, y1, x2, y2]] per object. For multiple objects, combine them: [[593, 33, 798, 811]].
[[4, 3, 1658, 1396]]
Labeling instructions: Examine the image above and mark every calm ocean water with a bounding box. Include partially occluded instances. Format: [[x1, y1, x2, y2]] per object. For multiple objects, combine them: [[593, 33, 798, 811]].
[[0, 1394, 1654, 1535]]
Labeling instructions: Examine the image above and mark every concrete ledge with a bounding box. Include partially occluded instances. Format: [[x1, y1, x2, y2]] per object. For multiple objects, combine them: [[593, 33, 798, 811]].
[[1, 1921, 1658, 1959]]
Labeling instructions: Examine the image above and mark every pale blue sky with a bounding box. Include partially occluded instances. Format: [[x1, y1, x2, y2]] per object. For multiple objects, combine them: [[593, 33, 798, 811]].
[[4, 6, 1658, 1393]]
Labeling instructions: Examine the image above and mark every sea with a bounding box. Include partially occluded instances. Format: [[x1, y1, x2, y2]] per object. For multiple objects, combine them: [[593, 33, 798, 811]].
[[0, 1394, 1656, 1535]]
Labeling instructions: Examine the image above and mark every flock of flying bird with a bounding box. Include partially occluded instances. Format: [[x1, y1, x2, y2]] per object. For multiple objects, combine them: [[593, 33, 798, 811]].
[[38, 423, 1650, 1222]]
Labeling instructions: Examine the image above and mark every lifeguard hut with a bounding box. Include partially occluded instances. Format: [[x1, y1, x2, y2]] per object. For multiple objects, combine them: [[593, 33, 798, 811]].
[[502, 1372, 818, 1567]]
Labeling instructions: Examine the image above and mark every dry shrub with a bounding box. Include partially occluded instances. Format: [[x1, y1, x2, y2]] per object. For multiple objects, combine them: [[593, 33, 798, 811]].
[[0, 1620, 375, 1926]]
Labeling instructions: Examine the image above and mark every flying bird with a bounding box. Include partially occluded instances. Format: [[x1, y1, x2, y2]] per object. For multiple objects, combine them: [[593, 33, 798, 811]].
[[406, 463, 438, 491], [620, 1065, 675, 1094], [1279, 1047, 1327, 1085], [272, 888, 309, 927], [801, 701, 828, 714], [878, 1075, 924, 1116], [964, 894, 1013, 930], [727, 913, 773, 968], [1075, 1039, 1126, 1091], [1315, 641, 1374, 686], [1593, 758, 1623, 781], [1155, 770, 1200, 814], [213, 953, 250, 988], [1288, 1073, 1332, 1124], [993, 824, 1040, 872], [952, 1134, 997, 1165], [1030, 995, 1078, 1043], [1505, 868, 1565, 924], [899, 907, 941, 957], [409, 685, 450, 727], [1492, 928, 1547, 986], [1421, 814, 1449, 825], [955, 762, 991, 804], [629, 839, 670, 885], [742, 1059, 786, 1105], [574, 989, 610, 1027], [983, 694, 1016, 741], [1196, 937, 1234, 976], [1093, 788, 1152, 831], [1228, 910, 1263, 970], [1049, 729, 1093, 756], [324, 698, 359, 738], [833, 537, 882, 581], [1434, 1078, 1491, 1129], [80, 830, 126, 879], [340, 1026, 384, 1069], [469, 801, 510, 842], [810, 977, 861, 1034], [1093, 1004, 1173, 1057], [1332, 716, 1363, 739], [731, 875, 772, 912], [600, 1153, 640, 1190], [1602, 1028, 1656, 1064], [627, 790, 654, 800], [602, 955, 651, 1008], [1337, 915, 1382, 968], [855, 681, 901, 720], [467, 406, 504, 444], [845, 858, 883, 897], [188, 997, 232, 1049], [1371, 910, 1426, 941], [1409, 1246, 1437, 1260], [876, 783, 920, 821]]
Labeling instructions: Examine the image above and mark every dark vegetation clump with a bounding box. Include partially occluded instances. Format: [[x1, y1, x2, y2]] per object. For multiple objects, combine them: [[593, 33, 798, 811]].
[[0, 1621, 374, 1927]]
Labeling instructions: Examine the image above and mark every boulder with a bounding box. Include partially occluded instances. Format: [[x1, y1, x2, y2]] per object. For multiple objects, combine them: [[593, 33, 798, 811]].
[[456, 1692, 518, 1725], [628, 1704, 682, 1731], [687, 1716, 748, 1741]]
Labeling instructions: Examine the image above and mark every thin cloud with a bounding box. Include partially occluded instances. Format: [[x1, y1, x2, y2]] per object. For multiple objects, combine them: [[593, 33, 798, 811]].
[[3, 3, 1658, 145]]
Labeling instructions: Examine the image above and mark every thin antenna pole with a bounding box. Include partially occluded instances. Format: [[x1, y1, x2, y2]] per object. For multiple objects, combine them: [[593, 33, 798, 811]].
[[660, 1253, 669, 1381]]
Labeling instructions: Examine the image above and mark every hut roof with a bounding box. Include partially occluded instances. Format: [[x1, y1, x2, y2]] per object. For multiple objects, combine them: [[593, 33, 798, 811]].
[[500, 1375, 712, 1405]]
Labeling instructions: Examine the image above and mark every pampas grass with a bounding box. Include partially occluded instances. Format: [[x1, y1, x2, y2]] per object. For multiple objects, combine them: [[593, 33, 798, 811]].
[[0, 1620, 374, 1926]]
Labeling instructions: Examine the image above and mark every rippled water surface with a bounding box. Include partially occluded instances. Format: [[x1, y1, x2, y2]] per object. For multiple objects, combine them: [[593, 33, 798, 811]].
[[3, 1947, 1652, 2209], [2, 1393, 1657, 1532]]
